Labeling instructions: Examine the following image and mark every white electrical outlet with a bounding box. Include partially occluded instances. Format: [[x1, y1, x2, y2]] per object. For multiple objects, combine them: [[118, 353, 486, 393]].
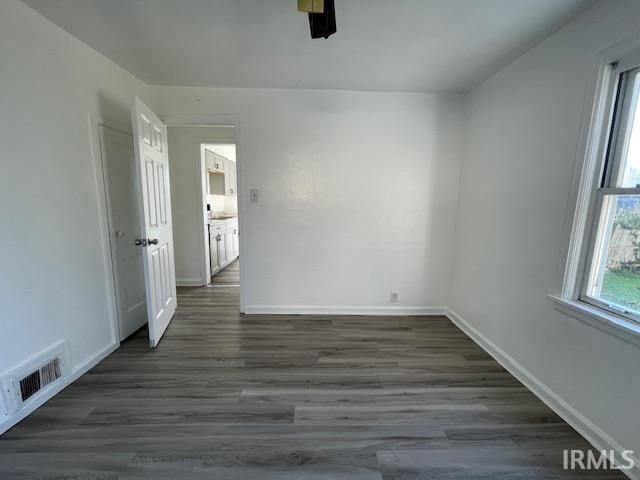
[[249, 189, 259, 203], [390, 291, 399, 303]]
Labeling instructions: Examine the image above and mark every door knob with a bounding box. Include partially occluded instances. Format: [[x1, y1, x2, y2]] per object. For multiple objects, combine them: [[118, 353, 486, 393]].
[[147, 238, 159, 245], [135, 238, 147, 247]]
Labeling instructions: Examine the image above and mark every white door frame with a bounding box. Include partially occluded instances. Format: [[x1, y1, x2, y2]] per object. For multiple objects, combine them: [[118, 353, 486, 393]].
[[88, 112, 135, 345], [198, 140, 236, 283], [162, 114, 247, 314]]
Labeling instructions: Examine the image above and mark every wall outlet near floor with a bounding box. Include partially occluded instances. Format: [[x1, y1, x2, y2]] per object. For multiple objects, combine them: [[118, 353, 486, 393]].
[[390, 291, 399, 303]]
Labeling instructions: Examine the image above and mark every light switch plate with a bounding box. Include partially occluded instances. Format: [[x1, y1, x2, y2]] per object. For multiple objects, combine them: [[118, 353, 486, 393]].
[[249, 189, 259, 203]]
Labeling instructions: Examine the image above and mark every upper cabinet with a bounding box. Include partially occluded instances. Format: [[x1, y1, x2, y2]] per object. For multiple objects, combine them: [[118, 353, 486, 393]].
[[204, 149, 217, 172], [205, 149, 236, 196], [229, 162, 237, 196], [205, 149, 225, 173], [224, 159, 236, 196]]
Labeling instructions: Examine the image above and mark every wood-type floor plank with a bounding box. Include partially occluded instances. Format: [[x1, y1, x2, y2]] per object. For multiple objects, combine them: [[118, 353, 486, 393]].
[[0, 261, 622, 479]]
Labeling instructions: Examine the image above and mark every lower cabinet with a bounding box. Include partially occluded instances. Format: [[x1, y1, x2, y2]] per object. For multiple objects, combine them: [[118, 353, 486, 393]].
[[232, 228, 239, 257], [209, 229, 220, 275], [224, 230, 233, 265], [209, 219, 239, 279], [218, 231, 227, 268]]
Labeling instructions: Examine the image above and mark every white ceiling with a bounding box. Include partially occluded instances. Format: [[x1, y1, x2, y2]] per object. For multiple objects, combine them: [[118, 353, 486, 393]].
[[23, 0, 593, 93]]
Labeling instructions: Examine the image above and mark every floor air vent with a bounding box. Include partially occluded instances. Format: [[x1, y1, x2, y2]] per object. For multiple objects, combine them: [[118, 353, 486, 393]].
[[18, 358, 62, 401], [1, 341, 69, 418]]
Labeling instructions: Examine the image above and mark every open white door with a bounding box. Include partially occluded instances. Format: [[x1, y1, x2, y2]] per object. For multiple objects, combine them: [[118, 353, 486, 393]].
[[131, 97, 177, 347]]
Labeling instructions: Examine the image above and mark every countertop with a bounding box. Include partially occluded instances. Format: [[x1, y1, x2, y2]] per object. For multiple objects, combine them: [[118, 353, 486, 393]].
[[209, 216, 237, 224]]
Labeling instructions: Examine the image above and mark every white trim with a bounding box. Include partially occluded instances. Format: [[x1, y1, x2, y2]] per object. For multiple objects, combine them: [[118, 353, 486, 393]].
[[559, 33, 640, 333], [561, 33, 640, 301], [88, 112, 123, 346], [161, 113, 247, 314], [176, 277, 206, 287], [244, 305, 448, 316], [561, 59, 616, 300], [0, 341, 117, 436], [446, 309, 639, 480], [549, 295, 640, 348]]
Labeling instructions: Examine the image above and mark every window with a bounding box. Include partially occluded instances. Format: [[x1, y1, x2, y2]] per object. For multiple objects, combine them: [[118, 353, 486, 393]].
[[580, 56, 640, 323]]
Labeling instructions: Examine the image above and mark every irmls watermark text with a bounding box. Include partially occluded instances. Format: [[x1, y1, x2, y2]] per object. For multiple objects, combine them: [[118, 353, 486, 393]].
[[563, 449, 635, 470]]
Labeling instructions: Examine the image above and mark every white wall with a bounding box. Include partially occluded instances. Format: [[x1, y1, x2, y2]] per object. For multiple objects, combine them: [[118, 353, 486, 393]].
[[154, 87, 465, 313], [167, 126, 236, 285], [450, 0, 640, 464], [0, 1, 150, 382], [11, 1, 638, 466]]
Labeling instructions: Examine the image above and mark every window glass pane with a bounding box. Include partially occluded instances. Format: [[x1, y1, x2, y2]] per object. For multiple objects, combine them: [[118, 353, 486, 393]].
[[619, 71, 640, 187], [587, 195, 640, 314]]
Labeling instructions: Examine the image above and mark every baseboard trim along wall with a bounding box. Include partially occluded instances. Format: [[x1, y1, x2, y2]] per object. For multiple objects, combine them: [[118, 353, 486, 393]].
[[243, 305, 448, 316], [446, 309, 639, 480], [176, 278, 206, 287], [0, 341, 118, 436]]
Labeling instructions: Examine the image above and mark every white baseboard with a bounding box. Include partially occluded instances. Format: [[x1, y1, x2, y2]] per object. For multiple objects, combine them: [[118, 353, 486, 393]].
[[176, 278, 206, 287], [446, 309, 639, 480], [244, 305, 448, 316], [0, 341, 118, 436]]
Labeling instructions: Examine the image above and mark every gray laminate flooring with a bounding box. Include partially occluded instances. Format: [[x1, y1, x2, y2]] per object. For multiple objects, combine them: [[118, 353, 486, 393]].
[[212, 258, 239, 286], [0, 264, 622, 479]]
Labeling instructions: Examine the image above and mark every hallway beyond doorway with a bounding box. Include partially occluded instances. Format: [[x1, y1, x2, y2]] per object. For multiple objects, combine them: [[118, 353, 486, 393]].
[[211, 258, 239, 287]]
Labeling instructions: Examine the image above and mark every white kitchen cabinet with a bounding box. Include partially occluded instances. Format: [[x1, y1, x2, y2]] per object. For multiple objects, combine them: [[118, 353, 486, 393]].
[[205, 149, 213, 170], [209, 227, 220, 275], [222, 159, 236, 196], [209, 218, 239, 280], [224, 160, 233, 195], [232, 227, 239, 257], [217, 230, 227, 269], [204, 149, 221, 172], [212, 152, 224, 172], [224, 229, 233, 264], [205, 150, 236, 196], [229, 162, 237, 196]]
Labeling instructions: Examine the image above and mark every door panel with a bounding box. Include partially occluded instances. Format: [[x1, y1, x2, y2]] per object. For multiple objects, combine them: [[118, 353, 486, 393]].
[[98, 125, 147, 341], [233, 228, 239, 258], [225, 230, 233, 264], [210, 232, 220, 275], [218, 233, 227, 268], [229, 162, 237, 196], [132, 97, 177, 348]]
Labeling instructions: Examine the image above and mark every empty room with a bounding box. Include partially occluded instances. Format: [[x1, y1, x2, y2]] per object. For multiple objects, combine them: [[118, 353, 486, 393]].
[[1, 0, 639, 478]]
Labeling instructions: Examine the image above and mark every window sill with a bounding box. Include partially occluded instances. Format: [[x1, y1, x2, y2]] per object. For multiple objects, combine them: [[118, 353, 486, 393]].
[[549, 295, 640, 348]]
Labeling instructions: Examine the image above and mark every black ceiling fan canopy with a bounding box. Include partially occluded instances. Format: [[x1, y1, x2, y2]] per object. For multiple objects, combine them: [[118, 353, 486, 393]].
[[308, 0, 336, 39]]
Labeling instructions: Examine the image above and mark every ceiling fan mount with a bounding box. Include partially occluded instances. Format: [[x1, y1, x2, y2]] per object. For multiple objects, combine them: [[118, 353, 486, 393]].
[[298, 0, 336, 39]]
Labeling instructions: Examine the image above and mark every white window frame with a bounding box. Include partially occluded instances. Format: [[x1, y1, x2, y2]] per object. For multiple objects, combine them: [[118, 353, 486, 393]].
[[552, 38, 640, 346], [580, 62, 640, 321]]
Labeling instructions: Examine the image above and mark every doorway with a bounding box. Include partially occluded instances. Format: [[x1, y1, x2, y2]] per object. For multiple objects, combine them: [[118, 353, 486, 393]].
[[203, 143, 240, 288], [97, 124, 148, 342], [97, 112, 245, 349], [164, 124, 244, 311]]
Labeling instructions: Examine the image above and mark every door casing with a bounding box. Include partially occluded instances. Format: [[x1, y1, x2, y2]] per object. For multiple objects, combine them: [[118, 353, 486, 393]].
[[163, 114, 246, 314]]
